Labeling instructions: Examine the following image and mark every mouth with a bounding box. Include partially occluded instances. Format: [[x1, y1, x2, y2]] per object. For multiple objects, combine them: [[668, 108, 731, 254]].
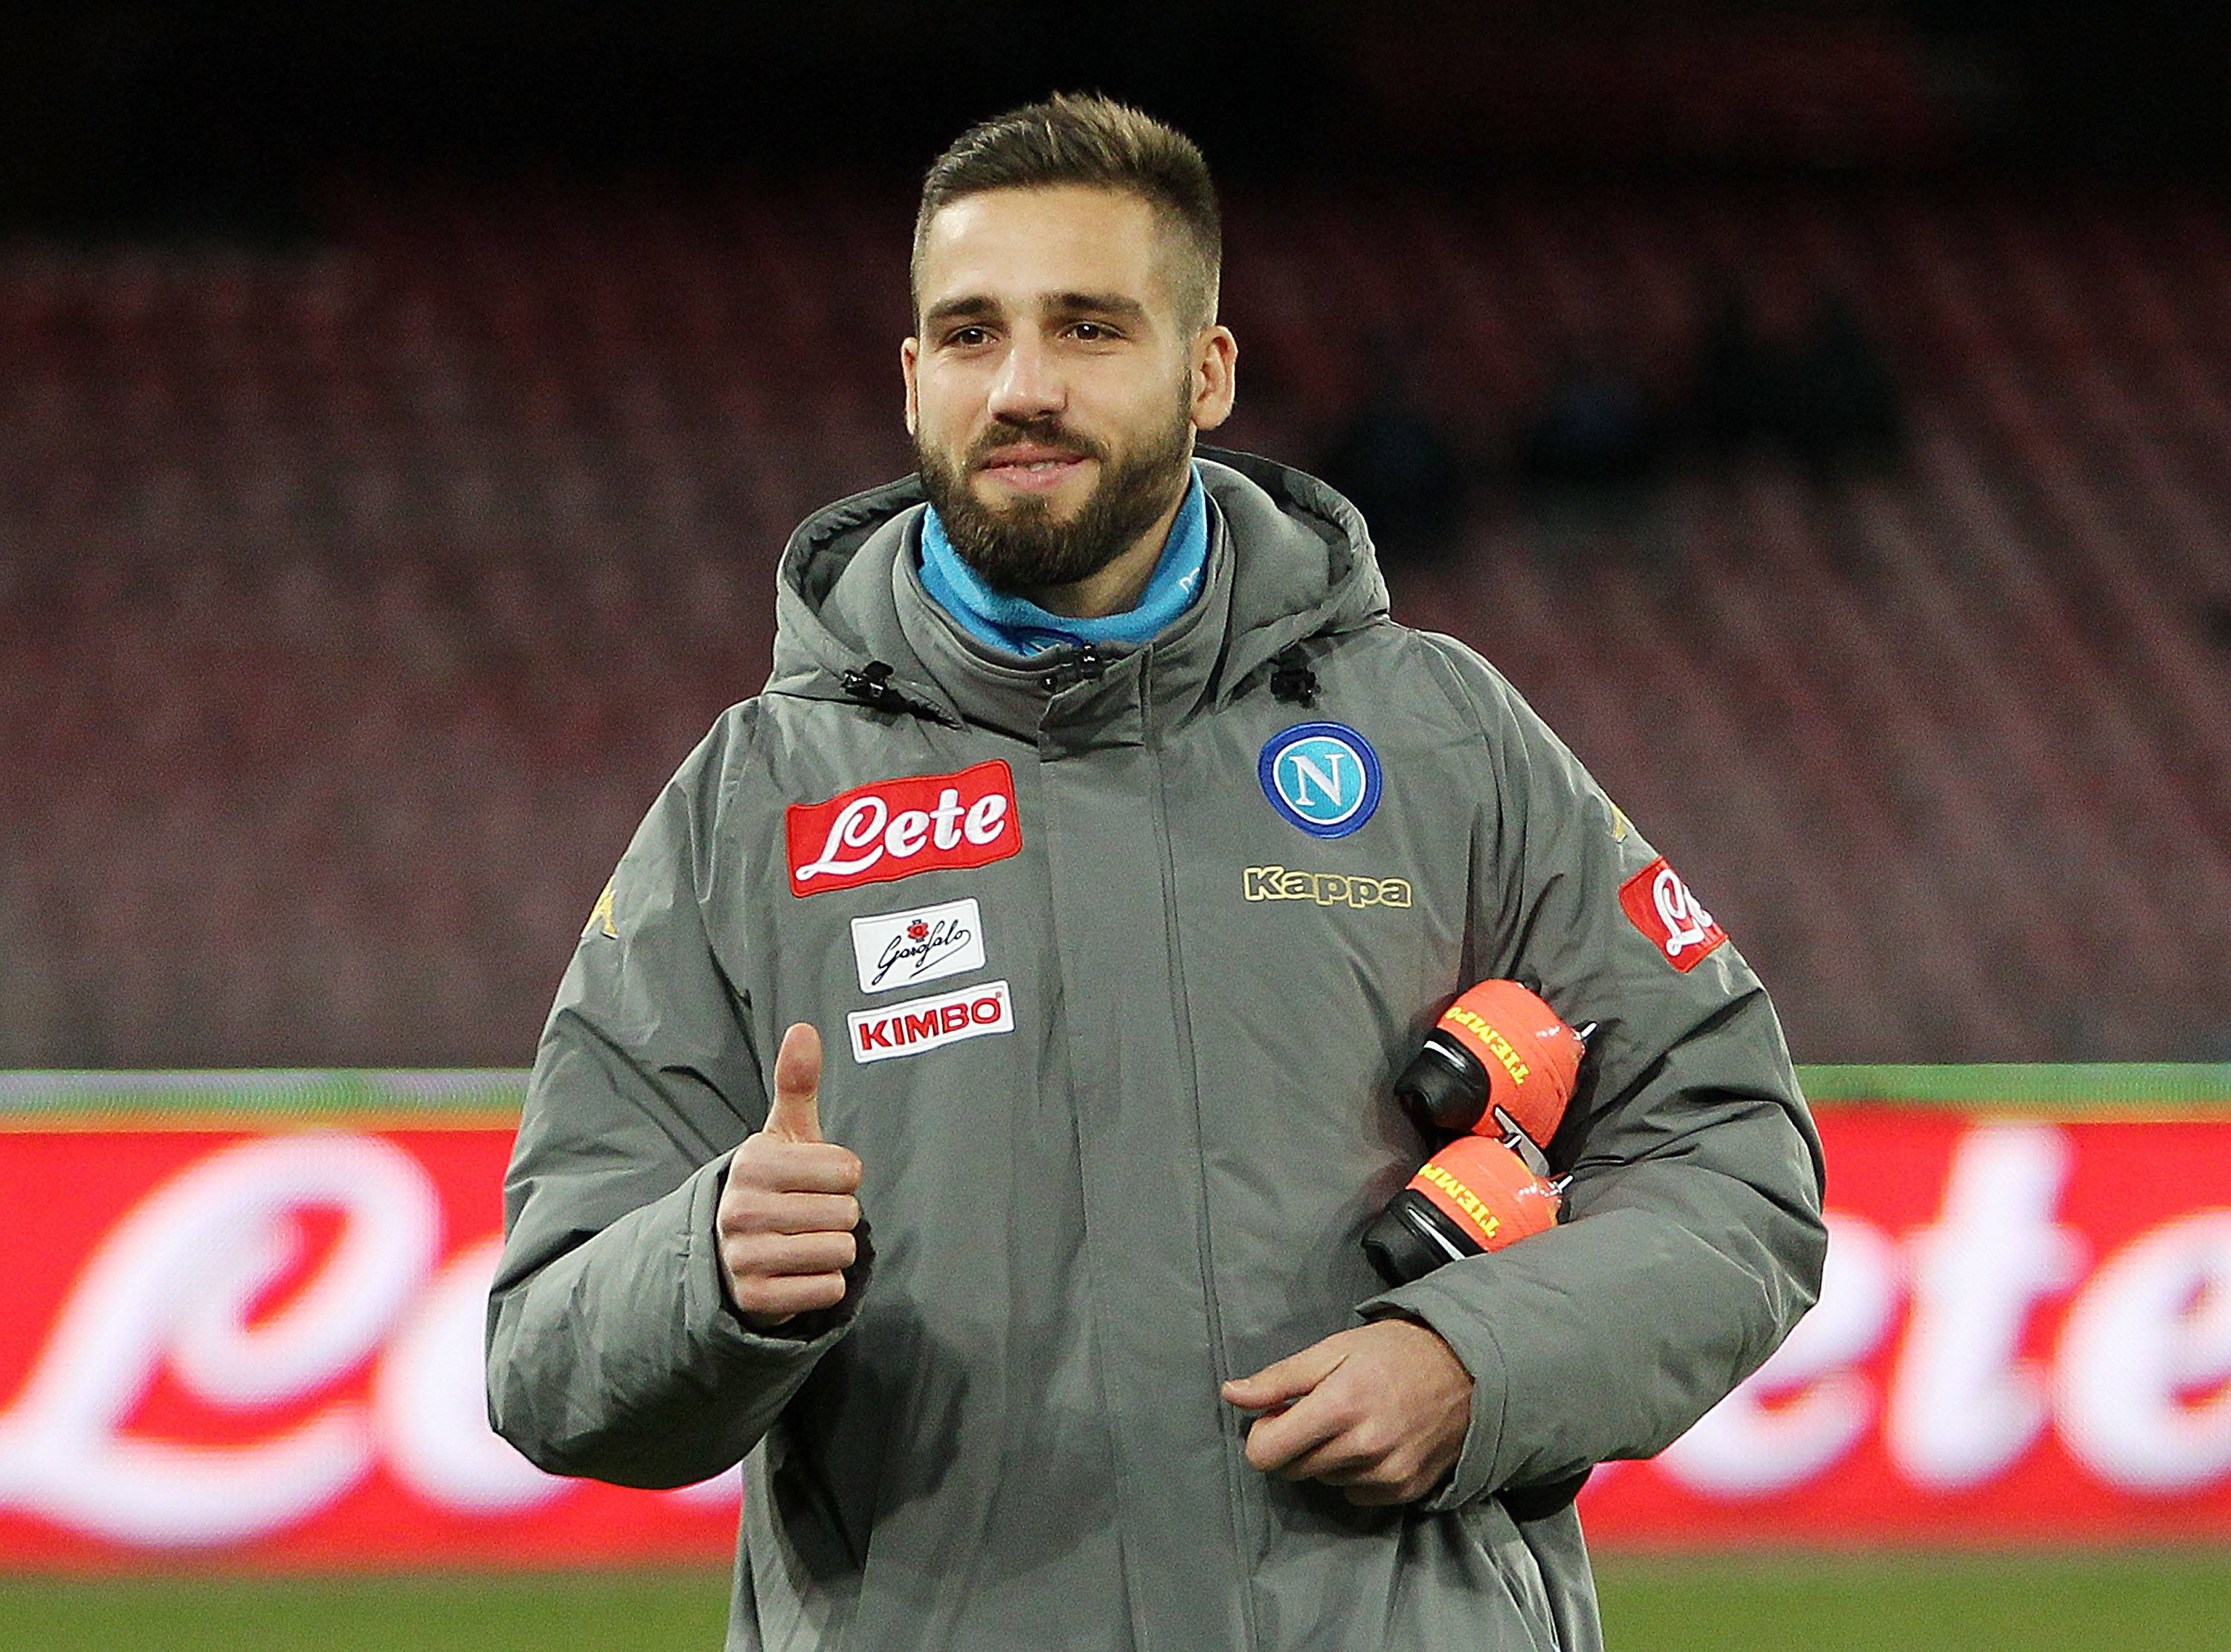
[[976, 444, 1093, 494]]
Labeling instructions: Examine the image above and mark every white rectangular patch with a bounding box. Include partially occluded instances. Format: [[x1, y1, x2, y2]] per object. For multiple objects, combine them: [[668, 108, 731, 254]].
[[849, 980, 1014, 1065], [849, 897, 987, 995]]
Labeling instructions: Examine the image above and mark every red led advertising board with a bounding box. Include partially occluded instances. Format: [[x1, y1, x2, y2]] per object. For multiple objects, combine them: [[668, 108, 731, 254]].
[[1581, 1106, 2231, 1546], [0, 1116, 738, 1570], [0, 1075, 2226, 1568]]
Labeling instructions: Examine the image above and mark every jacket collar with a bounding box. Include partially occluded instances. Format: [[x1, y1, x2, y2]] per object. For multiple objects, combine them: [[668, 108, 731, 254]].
[[767, 451, 1390, 747]]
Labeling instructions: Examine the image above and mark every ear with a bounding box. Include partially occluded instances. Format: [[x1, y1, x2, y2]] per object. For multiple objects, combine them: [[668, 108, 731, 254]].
[[1190, 325, 1238, 433], [901, 335, 921, 436]]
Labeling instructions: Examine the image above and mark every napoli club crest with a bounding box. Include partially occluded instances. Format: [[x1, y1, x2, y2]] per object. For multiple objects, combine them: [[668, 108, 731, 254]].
[[1259, 723, 1383, 839]]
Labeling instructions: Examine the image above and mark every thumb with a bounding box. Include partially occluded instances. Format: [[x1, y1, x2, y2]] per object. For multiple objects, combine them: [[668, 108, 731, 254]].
[[762, 1022, 824, 1143], [1222, 1337, 1347, 1412]]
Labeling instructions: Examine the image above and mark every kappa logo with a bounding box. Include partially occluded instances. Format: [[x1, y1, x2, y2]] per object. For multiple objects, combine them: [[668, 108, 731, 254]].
[[1618, 856, 1728, 972], [1259, 722, 1382, 839], [849, 897, 986, 994], [848, 980, 1014, 1064], [582, 880, 618, 940], [1243, 865, 1414, 909], [787, 761, 1021, 897]]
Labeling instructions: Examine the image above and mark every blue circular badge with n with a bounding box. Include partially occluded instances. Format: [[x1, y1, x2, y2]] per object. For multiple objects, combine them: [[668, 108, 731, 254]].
[[1259, 722, 1383, 839]]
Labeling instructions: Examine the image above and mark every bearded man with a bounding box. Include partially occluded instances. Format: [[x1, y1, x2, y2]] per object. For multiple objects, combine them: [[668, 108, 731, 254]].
[[488, 94, 1826, 1651]]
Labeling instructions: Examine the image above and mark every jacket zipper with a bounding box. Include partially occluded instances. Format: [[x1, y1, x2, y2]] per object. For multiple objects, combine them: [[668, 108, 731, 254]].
[[1142, 648, 1266, 1652], [1040, 643, 1106, 694]]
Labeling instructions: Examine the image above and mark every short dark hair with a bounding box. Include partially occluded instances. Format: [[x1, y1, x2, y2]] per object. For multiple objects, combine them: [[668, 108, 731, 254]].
[[912, 93, 1221, 333]]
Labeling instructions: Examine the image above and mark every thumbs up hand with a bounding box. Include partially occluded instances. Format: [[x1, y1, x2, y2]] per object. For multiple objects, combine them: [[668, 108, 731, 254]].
[[717, 1023, 864, 1329]]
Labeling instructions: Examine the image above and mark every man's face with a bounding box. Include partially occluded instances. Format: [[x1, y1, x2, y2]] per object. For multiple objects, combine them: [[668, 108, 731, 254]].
[[904, 185, 1235, 596]]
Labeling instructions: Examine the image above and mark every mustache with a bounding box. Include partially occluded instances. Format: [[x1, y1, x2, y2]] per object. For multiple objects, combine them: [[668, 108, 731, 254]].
[[968, 418, 1109, 468]]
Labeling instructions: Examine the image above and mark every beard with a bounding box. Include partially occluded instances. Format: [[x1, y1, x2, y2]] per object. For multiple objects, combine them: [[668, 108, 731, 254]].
[[915, 401, 1194, 596]]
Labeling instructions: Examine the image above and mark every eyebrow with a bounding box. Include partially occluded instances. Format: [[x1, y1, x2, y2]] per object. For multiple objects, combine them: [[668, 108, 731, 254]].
[[922, 295, 999, 330], [921, 291, 1153, 331], [1046, 291, 1150, 326]]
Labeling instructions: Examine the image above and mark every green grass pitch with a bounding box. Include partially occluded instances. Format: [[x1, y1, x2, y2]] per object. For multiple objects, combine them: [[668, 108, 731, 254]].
[[1597, 1552, 2231, 1651], [1, 1552, 2226, 1650]]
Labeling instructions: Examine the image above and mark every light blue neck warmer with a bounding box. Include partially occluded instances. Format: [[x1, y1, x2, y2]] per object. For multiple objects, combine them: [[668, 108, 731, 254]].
[[918, 465, 1209, 656]]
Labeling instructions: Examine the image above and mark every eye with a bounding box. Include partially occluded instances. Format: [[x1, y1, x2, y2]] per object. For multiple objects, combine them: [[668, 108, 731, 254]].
[[1069, 321, 1118, 342], [944, 325, 992, 349]]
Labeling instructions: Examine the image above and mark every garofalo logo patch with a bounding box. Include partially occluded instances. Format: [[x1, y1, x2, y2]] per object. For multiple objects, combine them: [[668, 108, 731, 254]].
[[1243, 865, 1413, 909], [849, 897, 985, 994]]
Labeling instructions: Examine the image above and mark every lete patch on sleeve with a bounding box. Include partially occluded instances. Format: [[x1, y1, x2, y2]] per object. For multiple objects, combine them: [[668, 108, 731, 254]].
[[1619, 856, 1728, 972]]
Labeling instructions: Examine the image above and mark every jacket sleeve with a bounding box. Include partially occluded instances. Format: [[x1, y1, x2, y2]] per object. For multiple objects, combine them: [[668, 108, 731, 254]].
[[1363, 638, 1828, 1511], [485, 707, 851, 1489]]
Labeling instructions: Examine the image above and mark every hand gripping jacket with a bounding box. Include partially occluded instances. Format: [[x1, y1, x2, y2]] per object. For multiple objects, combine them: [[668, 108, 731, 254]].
[[486, 451, 1828, 1652]]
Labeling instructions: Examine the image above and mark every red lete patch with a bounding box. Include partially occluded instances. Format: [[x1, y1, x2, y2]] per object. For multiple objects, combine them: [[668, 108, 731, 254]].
[[1618, 856, 1729, 972]]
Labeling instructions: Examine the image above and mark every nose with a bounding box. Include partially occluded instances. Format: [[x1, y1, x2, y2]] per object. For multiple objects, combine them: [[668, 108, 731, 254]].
[[986, 333, 1066, 424]]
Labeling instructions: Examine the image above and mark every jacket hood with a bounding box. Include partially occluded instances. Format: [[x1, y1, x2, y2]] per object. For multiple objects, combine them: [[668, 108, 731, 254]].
[[765, 448, 1391, 736]]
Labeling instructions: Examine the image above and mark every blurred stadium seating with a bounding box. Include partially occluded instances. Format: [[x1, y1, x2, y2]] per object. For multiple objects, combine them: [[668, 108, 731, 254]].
[[4, 178, 2228, 1068]]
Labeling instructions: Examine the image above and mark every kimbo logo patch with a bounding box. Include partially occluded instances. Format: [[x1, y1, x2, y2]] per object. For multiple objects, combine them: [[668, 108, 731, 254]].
[[847, 981, 1014, 1064]]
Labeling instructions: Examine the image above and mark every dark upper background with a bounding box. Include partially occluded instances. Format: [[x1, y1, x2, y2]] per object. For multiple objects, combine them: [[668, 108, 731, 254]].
[[5, 2, 2229, 1068], [4, 0, 2229, 230]]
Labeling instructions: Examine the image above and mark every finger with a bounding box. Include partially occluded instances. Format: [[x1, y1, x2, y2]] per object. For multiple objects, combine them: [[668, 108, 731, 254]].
[[1223, 1338, 1348, 1412], [730, 1271, 850, 1326], [1243, 1391, 1350, 1474], [763, 1022, 824, 1143], [1279, 1430, 1386, 1485], [724, 1229, 858, 1277], [732, 1138, 863, 1195], [747, 1190, 862, 1236]]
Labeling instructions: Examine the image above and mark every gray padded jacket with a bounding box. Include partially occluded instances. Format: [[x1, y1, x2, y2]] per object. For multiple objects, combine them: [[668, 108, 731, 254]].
[[486, 451, 1827, 1651]]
